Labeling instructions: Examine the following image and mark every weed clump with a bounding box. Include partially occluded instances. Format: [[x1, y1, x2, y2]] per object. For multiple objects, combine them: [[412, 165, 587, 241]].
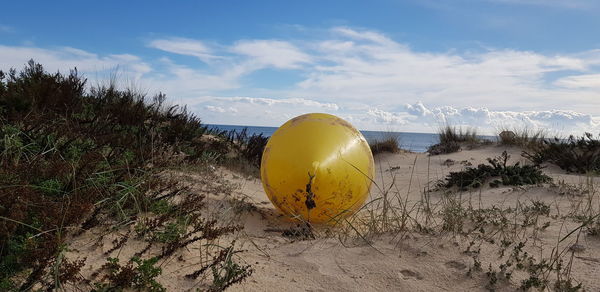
[[428, 126, 480, 155], [497, 128, 546, 149], [0, 61, 252, 289], [208, 245, 253, 292], [445, 151, 551, 190], [227, 128, 268, 168], [523, 133, 600, 174], [94, 257, 165, 292], [428, 141, 461, 155], [370, 133, 401, 155], [439, 126, 479, 145]]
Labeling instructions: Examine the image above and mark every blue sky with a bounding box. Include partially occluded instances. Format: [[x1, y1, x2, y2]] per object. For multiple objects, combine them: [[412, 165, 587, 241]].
[[2, 0, 600, 134]]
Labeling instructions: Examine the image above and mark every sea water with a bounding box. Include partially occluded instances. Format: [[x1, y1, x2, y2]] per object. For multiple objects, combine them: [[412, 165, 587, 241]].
[[208, 124, 440, 153]]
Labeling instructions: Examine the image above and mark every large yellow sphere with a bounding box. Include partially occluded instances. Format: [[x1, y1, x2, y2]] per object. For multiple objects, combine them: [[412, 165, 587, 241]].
[[260, 113, 374, 224]]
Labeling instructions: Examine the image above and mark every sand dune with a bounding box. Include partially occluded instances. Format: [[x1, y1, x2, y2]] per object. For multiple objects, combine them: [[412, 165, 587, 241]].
[[66, 145, 600, 291]]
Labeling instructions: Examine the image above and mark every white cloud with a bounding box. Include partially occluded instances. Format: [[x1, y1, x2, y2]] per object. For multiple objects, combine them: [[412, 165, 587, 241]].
[[192, 98, 600, 134], [149, 38, 313, 90], [2, 26, 600, 134], [289, 27, 600, 116], [331, 27, 396, 46], [0, 45, 151, 79], [227, 97, 338, 110], [205, 105, 226, 113], [555, 74, 600, 89], [142, 58, 241, 98], [406, 101, 434, 117], [0, 45, 238, 99], [399, 102, 600, 134], [230, 40, 311, 70], [367, 108, 409, 125], [576, 49, 600, 66], [193, 96, 341, 126], [204, 105, 238, 114], [148, 38, 219, 63]]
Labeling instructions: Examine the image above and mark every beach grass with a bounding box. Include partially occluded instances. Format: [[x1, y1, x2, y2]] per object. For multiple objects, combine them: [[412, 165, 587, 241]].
[[369, 132, 401, 155], [523, 132, 600, 174], [427, 125, 481, 155], [497, 127, 547, 149], [0, 61, 253, 290], [2, 61, 600, 291]]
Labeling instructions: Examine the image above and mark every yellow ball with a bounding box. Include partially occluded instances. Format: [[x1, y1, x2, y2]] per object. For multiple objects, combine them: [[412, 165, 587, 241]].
[[260, 113, 374, 224]]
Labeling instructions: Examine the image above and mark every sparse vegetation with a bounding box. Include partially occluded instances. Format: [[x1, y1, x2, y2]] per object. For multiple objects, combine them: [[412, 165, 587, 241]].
[[445, 151, 552, 190], [0, 61, 252, 290], [428, 126, 481, 155], [93, 256, 165, 292], [523, 133, 600, 174], [369, 133, 401, 155], [497, 127, 547, 149], [208, 245, 253, 292], [227, 128, 269, 168], [439, 126, 479, 145], [331, 146, 594, 290], [427, 140, 461, 155], [2, 61, 600, 291]]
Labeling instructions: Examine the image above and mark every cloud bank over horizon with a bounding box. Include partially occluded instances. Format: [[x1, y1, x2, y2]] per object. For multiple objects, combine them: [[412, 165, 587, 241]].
[[2, 26, 600, 135]]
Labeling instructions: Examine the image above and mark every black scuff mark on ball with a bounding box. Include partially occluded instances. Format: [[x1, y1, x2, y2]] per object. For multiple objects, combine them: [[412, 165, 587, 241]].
[[305, 172, 317, 210]]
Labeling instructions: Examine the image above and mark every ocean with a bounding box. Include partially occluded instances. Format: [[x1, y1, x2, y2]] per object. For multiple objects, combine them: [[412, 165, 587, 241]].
[[208, 124, 440, 153]]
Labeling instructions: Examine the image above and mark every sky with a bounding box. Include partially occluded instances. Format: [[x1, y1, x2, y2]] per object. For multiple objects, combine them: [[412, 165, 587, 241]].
[[1, 0, 600, 134]]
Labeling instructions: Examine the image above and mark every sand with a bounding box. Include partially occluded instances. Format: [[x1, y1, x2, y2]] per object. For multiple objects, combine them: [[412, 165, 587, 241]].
[[65, 145, 600, 291]]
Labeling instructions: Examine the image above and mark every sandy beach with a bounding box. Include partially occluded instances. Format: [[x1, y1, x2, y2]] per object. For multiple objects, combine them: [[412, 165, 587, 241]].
[[5, 3, 600, 290], [60, 144, 600, 291]]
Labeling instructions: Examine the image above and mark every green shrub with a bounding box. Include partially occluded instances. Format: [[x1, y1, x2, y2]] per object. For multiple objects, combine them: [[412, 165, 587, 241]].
[[523, 133, 600, 174], [428, 126, 480, 155], [209, 247, 253, 292], [497, 128, 546, 148], [439, 126, 478, 144], [0, 61, 251, 289], [227, 128, 268, 168], [445, 151, 552, 190], [427, 141, 460, 155], [37, 179, 63, 196], [94, 257, 165, 292], [370, 134, 401, 155]]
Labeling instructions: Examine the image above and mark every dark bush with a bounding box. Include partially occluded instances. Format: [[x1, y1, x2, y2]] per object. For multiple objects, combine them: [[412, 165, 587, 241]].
[[370, 135, 401, 155], [445, 151, 552, 190], [227, 128, 268, 168], [0, 61, 250, 289], [428, 126, 480, 155], [497, 128, 546, 148], [428, 141, 461, 155], [439, 126, 478, 144], [523, 133, 600, 174]]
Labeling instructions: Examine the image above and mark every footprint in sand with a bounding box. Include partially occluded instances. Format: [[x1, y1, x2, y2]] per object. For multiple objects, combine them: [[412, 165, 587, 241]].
[[444, 260, 467, 270], [400, 269, 424, 280]]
